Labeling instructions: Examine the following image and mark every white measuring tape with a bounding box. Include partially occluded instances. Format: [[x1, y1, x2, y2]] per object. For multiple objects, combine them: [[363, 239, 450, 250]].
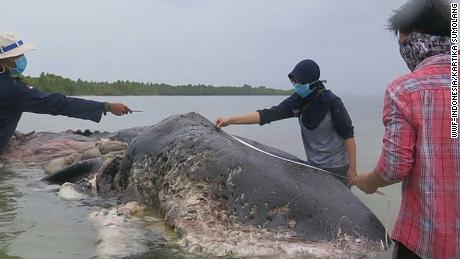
[[231, 134, 391, 248], [231, 135, 347, 179]]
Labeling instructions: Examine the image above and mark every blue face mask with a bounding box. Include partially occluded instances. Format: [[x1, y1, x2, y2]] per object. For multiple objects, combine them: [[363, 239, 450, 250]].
[[292, 81, 316, 98], [10, 55, 27, 75]]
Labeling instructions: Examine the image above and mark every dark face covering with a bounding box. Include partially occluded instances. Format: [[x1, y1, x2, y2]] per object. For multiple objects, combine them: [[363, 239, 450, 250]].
[[399, 32, 451, 71]]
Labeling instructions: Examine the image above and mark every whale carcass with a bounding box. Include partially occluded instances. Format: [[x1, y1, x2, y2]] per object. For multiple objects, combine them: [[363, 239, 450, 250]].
[[106, 112, 388, 256], [3, 112, 388, 257]]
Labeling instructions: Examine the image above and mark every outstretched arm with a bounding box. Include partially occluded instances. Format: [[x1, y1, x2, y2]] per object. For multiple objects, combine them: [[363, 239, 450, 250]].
[[14, 83, 131, 122], [215, 112, 260, 128], [215, 95, 298, 128]]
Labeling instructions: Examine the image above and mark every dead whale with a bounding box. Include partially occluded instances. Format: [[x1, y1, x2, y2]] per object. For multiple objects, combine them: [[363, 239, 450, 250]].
[[2, 113, 389, 257], [102, 112, 388, 256]]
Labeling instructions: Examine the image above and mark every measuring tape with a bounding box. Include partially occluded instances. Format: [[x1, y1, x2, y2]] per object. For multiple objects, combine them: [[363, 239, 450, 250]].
[[231, 135, 348, 180]]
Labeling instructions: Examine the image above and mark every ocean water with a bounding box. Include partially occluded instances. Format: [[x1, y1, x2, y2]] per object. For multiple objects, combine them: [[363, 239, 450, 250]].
[[0, 95, 400, 258]]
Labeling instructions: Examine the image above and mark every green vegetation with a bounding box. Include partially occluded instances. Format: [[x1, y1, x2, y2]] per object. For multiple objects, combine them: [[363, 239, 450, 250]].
[[23, 73, 291, 96]]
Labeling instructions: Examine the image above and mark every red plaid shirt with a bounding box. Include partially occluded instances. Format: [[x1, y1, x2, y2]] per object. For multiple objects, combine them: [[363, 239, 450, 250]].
[[376, 54, 460, 259]]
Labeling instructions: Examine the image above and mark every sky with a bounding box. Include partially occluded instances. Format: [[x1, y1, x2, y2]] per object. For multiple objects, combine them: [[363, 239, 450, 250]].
[[3, 0, 408, 95]]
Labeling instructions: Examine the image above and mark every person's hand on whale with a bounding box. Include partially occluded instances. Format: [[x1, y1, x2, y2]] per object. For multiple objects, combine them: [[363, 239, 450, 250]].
[[215, 117, 232, 128], [106, 103, 132, 116], [215, 112, 261, 128]]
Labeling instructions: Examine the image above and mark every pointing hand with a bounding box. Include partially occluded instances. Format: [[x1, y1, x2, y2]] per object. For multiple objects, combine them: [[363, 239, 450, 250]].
[[108, 103, 132, 116]]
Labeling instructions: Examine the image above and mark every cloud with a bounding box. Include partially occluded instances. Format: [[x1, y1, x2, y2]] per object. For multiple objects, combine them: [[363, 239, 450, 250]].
[[3, 0, 407, 95]]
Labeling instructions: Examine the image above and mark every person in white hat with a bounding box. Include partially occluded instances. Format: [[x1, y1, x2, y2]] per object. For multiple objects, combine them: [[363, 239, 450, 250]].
[[0, 32, 132, 154]]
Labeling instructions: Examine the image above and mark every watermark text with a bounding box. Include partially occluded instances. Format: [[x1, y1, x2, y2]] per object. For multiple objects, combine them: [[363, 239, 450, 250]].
[[452, 3, 458, 138]]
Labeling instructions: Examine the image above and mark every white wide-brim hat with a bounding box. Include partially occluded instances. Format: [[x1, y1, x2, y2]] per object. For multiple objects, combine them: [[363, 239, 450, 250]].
[[0, 32, 35, 59]]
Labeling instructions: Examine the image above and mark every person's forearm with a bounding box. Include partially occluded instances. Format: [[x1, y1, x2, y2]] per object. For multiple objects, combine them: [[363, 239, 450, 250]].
[[228, 112, 260, 125], [345, 137, 356, 171], [370, 168, 398, 188]]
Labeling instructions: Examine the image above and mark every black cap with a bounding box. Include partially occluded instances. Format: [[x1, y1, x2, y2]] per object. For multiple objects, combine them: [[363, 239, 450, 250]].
[[288, 59, 320, 85]]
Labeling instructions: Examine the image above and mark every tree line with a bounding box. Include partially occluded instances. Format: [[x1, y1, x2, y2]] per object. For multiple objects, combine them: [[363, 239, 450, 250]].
[[23, 73, 291, 96]]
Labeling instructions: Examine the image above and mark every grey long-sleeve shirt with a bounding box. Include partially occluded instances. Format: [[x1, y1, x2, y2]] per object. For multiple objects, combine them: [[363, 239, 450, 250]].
[[257, 90, 353, 168]]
